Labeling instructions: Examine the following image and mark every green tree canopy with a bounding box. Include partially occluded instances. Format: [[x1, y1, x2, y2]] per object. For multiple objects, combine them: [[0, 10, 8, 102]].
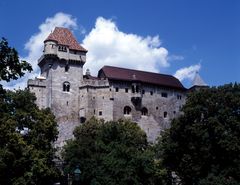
[[63, 118, 165, 185], [157, 83, 240, 185], [0, 89, 59, 185], [0, 37, 32, 83]]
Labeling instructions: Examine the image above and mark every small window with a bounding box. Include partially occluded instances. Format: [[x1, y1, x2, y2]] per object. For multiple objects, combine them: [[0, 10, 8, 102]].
[[63, 81, 70, 92], [173, 111, 176, 114], [99, 111, 102, 116], [124, 106, 131, 115], [65, 64, 69, 72], [161, 92, 168, 98], [115, 87, 119, 92], [156, 106, 159, 110], [94, 109, 96, 114], [58, 45, 67, 52], [132, 85, 135, 93], [125, 88, 128, 93], [136, 85, 139, 93], [142, 90, 145, 94], [150, 91, 153, 95], [109, 88, 112, 91], [177, 94, 182, 100], [141, 107, 148, 116], [164, 112, 168, 118]]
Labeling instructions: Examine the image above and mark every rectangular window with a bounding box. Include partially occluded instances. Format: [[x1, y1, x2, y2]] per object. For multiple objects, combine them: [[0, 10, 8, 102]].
[[177, 94, 182, 100], [150, 91, 153, 95], [115, 87, 119, 92], [132, 85, 135, 93], [125, 88, 128, 93], [142, 90, 145, 94], [99, 111, 102, 116], [161, 92, 168, 98]]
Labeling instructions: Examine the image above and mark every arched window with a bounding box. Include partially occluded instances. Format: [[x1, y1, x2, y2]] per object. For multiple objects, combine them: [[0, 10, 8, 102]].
[[141, 107, 148, 116], [124, 106, 131, 115], [63, 81, 70, 92]]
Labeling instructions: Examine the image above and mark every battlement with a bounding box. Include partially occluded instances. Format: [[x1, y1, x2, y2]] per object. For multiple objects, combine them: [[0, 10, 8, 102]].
[[80, 79, 110, 88], [27, 78, 46, 87]]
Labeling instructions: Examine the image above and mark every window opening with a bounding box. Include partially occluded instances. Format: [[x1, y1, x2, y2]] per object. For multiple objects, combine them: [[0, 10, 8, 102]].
[[164, 111, 168, 118], [161, 92, 168, 98], [141, 107, 148, 116], [125, 88, 128, 93], [63, 82, 70, 92], [124, 106, 131, 115]]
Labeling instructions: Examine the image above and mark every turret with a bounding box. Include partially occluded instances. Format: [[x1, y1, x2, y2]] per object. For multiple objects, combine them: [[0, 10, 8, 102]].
[[38, 27, 87, 69]]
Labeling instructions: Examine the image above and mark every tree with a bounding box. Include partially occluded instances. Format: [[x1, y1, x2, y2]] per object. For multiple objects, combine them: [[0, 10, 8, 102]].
[[0, 37, 32, 83], [157, 83, 240, 184], [0, 38, 59, 184], [0, 89, 59, 185], [63, 118, 165, 185]]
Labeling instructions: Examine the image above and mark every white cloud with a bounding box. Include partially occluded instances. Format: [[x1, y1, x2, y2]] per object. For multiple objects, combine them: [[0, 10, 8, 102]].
[[174, 64, 201, 81], [82, 17, 169, 75], [3, 12, 77, 89]]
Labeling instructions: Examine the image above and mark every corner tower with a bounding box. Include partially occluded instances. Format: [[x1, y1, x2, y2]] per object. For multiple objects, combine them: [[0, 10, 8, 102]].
[[28, 27, 87, 146]]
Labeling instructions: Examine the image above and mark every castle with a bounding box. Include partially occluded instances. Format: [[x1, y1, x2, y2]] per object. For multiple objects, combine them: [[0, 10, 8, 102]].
[[28, 27, 189, 146]]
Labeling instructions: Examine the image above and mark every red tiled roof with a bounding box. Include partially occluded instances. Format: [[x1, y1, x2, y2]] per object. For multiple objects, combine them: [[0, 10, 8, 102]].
[[98, 66, 186, 90], [44, 27, 87, 52]]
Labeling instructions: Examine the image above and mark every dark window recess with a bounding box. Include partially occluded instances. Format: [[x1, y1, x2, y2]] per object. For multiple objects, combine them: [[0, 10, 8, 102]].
[[65, 64, 69, 72], [173, 111, 176, 114], [63, 82, 70, 92], [132, 85, 135, 93], [125, 88, 128, 93], [115, 87, 119, 92], [94, 109, 96, 114], [109, 88, 112, 91], [102, 96, 104, 99], [66, 101, 68, 106], [150, 91, 153, 95], [124, 106, 131, 115], [161, 92, 168, 98], [177, 95, 182, 100], [156, 106, 159, 110], [99, 111, 102, 116], [58, 45, 67, 52], [110, 98, 114, 101], [136, 85, 139, 93], [164, 112, 168, 118], [141, 107, 148, 116], [142, 90, 145, 94], [93, 97, 95, 100]]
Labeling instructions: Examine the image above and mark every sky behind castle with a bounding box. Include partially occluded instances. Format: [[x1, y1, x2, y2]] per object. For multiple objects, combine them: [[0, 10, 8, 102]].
[[0, 0, 239, 89]]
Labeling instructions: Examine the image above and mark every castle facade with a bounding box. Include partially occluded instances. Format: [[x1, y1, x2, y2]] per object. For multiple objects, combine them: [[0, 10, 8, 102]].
[[28, 27, 187, 146]]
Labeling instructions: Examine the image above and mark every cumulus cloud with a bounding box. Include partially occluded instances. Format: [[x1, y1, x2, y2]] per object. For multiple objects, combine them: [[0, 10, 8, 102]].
[[174, 64, 201, 81], [4, 12, 77, 89], [82, 17, 169, 75]]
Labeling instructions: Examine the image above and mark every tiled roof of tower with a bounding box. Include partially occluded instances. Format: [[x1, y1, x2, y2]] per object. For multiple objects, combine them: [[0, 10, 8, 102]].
[[44, 27, 87, 52], [98, 66, 186, 90]]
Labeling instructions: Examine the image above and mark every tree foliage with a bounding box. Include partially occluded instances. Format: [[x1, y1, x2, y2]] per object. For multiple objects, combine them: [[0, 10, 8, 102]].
[[63, 118, 166, 185], [0, 37, 32, 83], [0, 89, 59, 185], [0, 38, 58, 185], [157, 83, 240, 184]]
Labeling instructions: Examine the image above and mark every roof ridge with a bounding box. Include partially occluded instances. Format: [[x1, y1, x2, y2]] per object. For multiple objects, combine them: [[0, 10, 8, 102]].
[[103, 65, 174, 78]]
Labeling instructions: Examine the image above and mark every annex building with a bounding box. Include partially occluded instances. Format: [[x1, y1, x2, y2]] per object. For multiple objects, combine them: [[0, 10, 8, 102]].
[[28, 27, 193, 146]]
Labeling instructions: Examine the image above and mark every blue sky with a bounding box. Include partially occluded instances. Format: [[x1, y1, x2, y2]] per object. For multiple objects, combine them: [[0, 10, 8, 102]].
[[0, 0, 239, 88]]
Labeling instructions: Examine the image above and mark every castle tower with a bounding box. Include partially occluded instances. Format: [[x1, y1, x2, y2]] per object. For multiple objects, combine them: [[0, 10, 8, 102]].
[[189, 72, 208, 91], [28, 27, 87, 146]]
